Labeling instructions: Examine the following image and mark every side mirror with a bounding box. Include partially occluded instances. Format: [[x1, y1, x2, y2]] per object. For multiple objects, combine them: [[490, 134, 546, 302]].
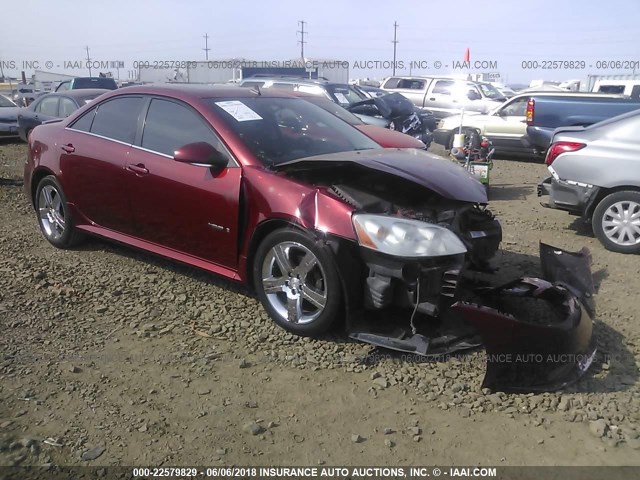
[[173, 142, 228, 170]]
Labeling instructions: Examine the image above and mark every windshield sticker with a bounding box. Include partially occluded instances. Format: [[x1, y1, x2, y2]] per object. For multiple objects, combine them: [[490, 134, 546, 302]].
[[334, 93, 350, 105], [215, 100, 263, 121]]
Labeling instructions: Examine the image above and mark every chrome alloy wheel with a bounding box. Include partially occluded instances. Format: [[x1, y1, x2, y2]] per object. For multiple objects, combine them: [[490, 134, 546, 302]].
[[601, 200, 640, 246], [261, 241, 328, 324], [38, 185, 66, 241]]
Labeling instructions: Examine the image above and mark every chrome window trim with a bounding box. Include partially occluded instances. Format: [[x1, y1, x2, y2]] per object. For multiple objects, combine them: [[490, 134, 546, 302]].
[[64, 127, 133, 147]]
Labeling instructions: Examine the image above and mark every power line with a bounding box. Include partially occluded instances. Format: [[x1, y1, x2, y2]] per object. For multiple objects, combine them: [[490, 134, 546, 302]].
[[203, 33, 211, 60], [297, 21, 307, 59], [392, 21, 399, 75]]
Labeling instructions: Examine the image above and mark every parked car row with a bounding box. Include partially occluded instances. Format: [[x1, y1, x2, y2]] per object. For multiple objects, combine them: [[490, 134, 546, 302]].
[[432, 91, 640, 157]]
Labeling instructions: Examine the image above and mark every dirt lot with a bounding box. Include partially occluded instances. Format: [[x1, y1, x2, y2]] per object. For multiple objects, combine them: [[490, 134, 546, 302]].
[[1, 140, 639, 468]]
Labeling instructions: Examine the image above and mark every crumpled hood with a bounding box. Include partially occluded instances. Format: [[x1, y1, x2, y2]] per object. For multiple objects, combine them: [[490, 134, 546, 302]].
[[276, 148, 488, 203]]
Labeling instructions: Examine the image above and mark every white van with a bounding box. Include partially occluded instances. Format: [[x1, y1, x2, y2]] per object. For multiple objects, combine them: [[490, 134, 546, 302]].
[[592, 79, 640, 98]]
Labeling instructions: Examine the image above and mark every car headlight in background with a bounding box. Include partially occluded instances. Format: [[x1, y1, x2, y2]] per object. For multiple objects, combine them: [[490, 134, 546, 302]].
[[352, 214, 467, 257]]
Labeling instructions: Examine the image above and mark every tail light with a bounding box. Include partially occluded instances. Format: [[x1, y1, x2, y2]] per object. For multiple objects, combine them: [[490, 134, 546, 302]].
[[545, 141, 586, 166], [526, 99, 534, 125]]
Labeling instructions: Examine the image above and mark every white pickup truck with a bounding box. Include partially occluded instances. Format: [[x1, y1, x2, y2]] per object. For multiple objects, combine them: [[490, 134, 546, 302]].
[[380, 76, 507, 120]]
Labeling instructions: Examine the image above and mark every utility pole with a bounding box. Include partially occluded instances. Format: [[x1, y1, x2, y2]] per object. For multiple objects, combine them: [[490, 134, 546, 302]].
[[392, 22, 399, 75], [85, 46, 92, 76], [297, 21, 307, 60], [203, 34, 211, 60]]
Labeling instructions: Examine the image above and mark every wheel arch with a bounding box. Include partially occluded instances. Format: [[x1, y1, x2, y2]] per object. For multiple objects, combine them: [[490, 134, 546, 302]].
[[585, 185, 640, 220], [30, 167, 56, 209], [245, 219, 364, 329]]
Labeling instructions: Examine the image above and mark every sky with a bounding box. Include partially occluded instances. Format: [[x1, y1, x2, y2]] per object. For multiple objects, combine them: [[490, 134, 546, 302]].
[[2, 0, 640, 85]]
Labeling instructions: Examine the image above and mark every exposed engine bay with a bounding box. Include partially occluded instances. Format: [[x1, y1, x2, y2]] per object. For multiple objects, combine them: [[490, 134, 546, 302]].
[[284, 161, 502, 268]]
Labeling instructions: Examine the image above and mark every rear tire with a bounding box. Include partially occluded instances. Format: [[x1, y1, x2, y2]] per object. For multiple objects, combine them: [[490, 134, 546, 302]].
[[592, 190, 640, 254], [35, 176, 84, 249]]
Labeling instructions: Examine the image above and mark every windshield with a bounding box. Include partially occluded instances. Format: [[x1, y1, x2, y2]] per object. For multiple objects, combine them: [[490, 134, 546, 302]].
[[478, 83, 506, 100], [209, 97, 378, 166], [325, 85, 368, 106], [299, 96, 363, 126], [0, 95, 16, 107]]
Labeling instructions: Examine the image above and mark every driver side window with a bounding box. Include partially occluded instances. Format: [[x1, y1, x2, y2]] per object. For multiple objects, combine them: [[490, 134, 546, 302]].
[[499, 98, 527, 116], [141, 98, 230, 160], [432, 80, 455, 95]]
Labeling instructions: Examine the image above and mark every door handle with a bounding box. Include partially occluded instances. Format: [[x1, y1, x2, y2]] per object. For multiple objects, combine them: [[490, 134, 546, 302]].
[[126, 163, 149, 175], [429, 98, 436, 101], [61, 143, 75, 153]]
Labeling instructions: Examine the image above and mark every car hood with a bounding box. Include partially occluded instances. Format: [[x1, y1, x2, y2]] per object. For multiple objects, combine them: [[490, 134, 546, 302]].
[[356, 125, 425, 149], [354, 113, 390, 128], [0, 107, 22, 120], [441, 111, 485, 128], [276, 149, 488, 203]]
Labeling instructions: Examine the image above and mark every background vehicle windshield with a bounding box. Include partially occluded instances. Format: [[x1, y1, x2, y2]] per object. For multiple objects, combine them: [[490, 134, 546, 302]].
[[0, 95, 17, 107], [478, 83, 506, 100], [325, 85, 368, 106], [209, 97, 378, 165]]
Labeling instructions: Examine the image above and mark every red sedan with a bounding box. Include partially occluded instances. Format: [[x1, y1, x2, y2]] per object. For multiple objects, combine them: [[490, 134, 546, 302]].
[[25, 85, 499, 333]]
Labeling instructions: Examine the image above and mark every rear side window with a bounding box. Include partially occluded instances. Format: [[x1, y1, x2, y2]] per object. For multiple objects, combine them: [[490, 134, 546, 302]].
[[397, 79, 425, 90], [432, 80, 455, 94], [59, 98, 77, 117], [141, 98, 228, 158], [382, 78, 401, 89], [90, 97, 143, 143], [70, 106, 97, 132], [598, 85, 625, 94], [38, 97, 59, 116]]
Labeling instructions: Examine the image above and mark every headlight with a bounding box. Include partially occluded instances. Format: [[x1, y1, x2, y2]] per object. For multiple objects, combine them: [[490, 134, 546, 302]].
[[352, 214, 467, 257]]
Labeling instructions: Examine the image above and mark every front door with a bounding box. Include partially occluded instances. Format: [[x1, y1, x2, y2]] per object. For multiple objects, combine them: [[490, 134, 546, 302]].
[[125, 97, 241, 269]]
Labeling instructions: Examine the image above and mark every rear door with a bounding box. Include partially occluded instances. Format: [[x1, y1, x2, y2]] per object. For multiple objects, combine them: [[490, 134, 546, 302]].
[[425, 79, 458, 118], [125, 97, 241, 269], [381, 77, 430, 107], [60, 96, 143, 233]]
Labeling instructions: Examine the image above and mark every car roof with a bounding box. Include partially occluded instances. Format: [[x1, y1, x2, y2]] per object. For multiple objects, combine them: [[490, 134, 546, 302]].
[[102, 84, 297, 100], [50, 88, 111, 98], [241, 77, 330, 85], [511, 91, 629, 99]]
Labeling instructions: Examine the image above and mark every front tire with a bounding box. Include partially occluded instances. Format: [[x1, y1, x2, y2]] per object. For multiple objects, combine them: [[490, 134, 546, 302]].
[[592, 190, 640, 254], [253, 228, 343, 336], [35, 176, 84, 248]]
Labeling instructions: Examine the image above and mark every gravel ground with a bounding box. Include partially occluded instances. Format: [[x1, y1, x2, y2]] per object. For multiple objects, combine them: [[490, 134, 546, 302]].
[[1, 140, 639, 467]]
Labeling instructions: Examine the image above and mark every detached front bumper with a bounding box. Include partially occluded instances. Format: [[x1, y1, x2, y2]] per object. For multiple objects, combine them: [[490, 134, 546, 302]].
[[538, 174, 600, 217], [349, 241, 596, 393]]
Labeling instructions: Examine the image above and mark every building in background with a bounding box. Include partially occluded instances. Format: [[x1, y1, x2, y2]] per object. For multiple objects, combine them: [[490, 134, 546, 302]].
[[136, 58, 349, 85]]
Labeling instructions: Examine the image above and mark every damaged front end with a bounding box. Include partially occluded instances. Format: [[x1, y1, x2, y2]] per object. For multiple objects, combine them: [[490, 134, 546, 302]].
[[275, 151, 595, 392], [352, 243, 597, 393]]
